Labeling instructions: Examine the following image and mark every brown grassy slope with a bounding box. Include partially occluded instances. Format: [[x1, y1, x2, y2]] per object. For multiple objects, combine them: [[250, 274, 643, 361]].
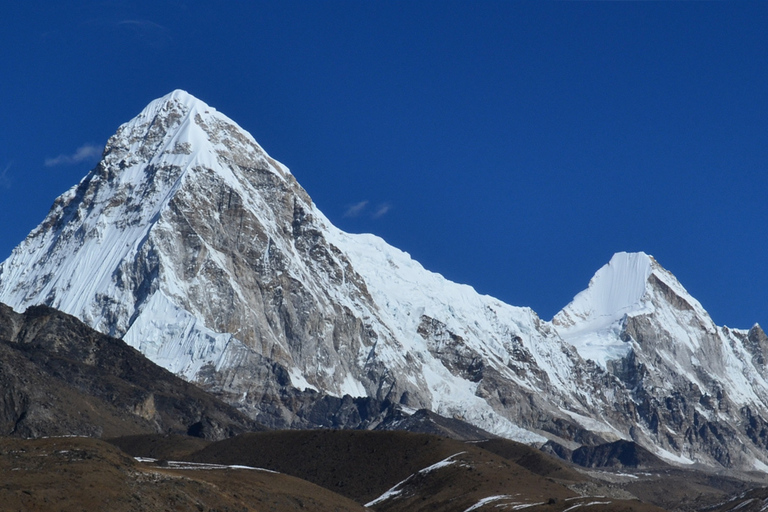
[[108, 433, 212, 460], [620, 467, 757, 511], [0, 436, 366, 512], [369, 447, 668, 512], [701, 486, 768, 512], [476, 437, 585, 481], [187, 430, 481, 502], [185, 430, 667, 512], [367, 445, 576, 512]]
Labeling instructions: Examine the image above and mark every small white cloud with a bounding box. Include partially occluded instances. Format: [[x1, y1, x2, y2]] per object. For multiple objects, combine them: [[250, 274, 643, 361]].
[[344, 200, 369, 218], [0, 163, 11, 189], [373, 203, 391, 219], [118, 19, 167, 31], [118, 19, 173, 48], [45, 144, 102, 167]]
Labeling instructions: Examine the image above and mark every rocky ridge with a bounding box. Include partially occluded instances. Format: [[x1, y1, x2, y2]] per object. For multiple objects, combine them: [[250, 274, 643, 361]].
[[0, 303, 259, 439]]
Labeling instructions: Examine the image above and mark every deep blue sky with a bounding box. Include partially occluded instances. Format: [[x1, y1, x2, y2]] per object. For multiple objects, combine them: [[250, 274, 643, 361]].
[[1, 2, 766, 328]]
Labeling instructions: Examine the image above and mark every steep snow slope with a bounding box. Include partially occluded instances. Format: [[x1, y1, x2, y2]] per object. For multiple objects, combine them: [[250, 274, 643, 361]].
[[2, 90, 768, 469], [554, 252, 654, 366]]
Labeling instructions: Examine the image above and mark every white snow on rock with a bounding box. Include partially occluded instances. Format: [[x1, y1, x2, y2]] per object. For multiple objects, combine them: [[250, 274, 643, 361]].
[[463, 495, 516, 512], [3, 90, 768, 471], [365, 452, 465, 507], [557, 252, 654, 330], [0, 90, 559, 443], [553, 252, 653, 367]]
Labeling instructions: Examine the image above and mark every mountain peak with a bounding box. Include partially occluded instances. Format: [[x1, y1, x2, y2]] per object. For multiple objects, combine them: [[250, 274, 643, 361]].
[[550, 251, 657, 367], [0, 91, 289, 330], [143, 89, 214, 117], [166, 88, 208, 107], [4, 93, 768, 470], [553, 251, 654, 332], [98, 90, 289, 193], [110, 89, 220, 159], [553, 250, 718, 369]]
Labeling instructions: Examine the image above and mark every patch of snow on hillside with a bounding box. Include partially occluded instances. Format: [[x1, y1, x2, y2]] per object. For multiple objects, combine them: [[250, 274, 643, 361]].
[[364, 475, 412, 507], [418, 451, 465, 474], [463, 495, 516, 512]]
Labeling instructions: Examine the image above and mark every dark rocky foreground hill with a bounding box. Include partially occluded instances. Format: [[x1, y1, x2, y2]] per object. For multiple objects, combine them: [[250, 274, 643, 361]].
[[115, 430, 668, 512], [0, 303, 261, 439]]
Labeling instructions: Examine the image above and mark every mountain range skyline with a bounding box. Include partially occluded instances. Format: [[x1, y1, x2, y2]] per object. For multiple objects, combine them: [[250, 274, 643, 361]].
[[3, 88, 767, 469], [2, 2, 766, 330], [3, 88, 768, 511]]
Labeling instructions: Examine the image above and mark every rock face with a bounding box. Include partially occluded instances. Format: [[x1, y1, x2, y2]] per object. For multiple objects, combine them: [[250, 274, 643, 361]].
[[0, 303, 260, 439], [0, 90, 766, 469], [555, 252, 768, 469]]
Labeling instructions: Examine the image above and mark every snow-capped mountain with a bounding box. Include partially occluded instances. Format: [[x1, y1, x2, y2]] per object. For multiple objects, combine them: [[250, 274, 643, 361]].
[[555, 252, 768, 468], [1, 90, 766, 469]]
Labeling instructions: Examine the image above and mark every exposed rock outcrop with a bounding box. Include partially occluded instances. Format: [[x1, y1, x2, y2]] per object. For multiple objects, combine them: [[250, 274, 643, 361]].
[[0, 303, 260, 439]]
